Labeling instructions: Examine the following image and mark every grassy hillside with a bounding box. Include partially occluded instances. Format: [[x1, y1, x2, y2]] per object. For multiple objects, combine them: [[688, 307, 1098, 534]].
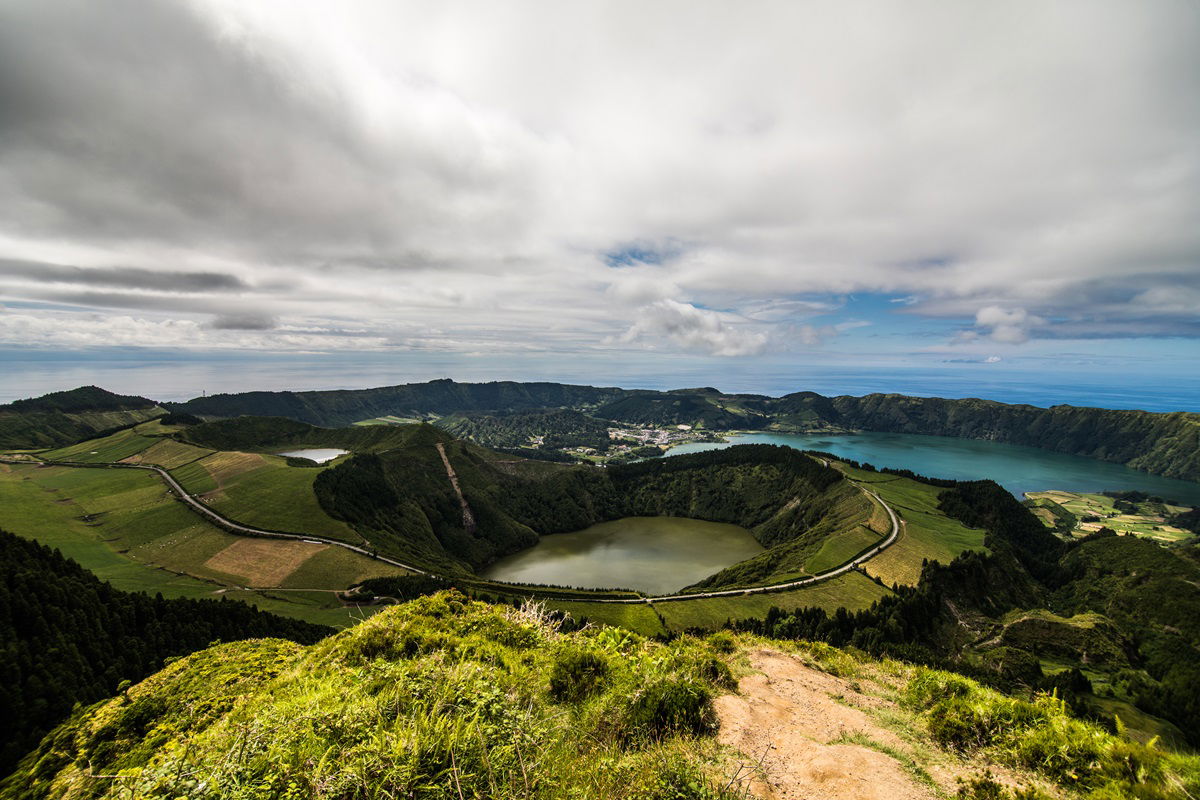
[[6, 593, 1198, 800], [0, 386, 163, 449], [0, 459, 405, 627], [0, 529, 331, 776]]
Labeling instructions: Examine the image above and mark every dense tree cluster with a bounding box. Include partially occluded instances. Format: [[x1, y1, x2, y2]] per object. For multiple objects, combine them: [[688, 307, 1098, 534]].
[[0, 530, 332, 775], [434, 408, 611, 450]]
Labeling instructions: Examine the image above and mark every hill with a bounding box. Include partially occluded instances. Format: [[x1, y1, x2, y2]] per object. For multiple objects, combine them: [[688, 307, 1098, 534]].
[[5, 592, 1198, 800], [164, 379, 1200, 481], [0, 529, 332, 776], [0, 386, 163, 449]]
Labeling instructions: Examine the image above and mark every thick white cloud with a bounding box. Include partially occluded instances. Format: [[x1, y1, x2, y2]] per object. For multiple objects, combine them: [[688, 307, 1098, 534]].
[[0, 0, 1196, 358]]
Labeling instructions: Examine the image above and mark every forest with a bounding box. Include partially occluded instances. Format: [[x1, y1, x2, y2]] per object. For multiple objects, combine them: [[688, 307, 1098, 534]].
[[0, 529, 332, 774]]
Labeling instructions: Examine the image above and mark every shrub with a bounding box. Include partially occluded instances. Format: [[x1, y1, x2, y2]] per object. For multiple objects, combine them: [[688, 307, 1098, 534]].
[[549, 648, 610, 703], [625, 678, 716, 740], [706, 631, 736, 654]]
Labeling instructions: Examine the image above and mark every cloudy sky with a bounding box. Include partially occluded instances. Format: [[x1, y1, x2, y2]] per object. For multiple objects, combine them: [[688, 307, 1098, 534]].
[[1, 1, 1197, 400]]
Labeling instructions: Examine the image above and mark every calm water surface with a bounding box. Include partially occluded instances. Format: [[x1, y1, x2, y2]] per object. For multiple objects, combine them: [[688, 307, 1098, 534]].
[[276, 448, 348, 464], [670, 432, 1200, 505], [480, 516, 764, 594]]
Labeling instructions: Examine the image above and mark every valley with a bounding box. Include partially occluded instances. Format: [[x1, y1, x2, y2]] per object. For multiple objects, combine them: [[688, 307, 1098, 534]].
[[2, 384, 1199, 798]]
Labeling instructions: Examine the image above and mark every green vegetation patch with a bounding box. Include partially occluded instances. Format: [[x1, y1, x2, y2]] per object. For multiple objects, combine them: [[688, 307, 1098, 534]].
[[175, 450, 361, 542], [41, 426, 158, 463], [846, 468, 988, 587], [656, 571, 891, 632], [0, 463, 399, 625], [1026, 490, 1193, 542], [5, 594, 745, 800], [905, 667, 1200, 798]]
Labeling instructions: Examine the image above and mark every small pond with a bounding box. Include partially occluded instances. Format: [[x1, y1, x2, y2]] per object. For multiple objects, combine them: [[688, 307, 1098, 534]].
[[480, 516, 763, 595], [276, 448, 349, 464]]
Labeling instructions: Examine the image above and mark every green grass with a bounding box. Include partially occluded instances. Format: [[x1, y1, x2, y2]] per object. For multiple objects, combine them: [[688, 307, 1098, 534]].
[[1027, 490, 1192, 541], [5, 595, 746, 800], [0, 463, 399, 628], [122, 437, 213, 468], [540, 599, 667, 636], [905, 667, 1200, 797], [654, 571, 891, 631], [841, 467, 988, 587], [41, 426, 158, 463], [280, 545, 410, 589], [805, 524, 882, 573], [172, 451, 362, 542]]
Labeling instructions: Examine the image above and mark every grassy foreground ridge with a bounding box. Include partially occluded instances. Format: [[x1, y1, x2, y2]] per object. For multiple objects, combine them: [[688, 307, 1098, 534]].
[[5, 592, 1198, 800]]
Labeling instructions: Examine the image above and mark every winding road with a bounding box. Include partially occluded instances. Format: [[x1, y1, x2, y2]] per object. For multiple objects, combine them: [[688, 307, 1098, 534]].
[[1, 451, 902, 606]]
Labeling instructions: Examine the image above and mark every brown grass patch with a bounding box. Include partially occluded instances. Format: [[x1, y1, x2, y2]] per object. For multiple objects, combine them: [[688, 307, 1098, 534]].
[[203, 537, 326, 587]]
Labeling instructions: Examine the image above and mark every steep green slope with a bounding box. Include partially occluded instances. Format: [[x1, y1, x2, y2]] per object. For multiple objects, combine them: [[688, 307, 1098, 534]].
[[314, 441, 861, 581], [0, 529, 332, 776], [0, 387, 163, 449]]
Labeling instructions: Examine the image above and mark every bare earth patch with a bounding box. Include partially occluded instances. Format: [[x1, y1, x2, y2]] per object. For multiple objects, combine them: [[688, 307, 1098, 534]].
[[203, 537, 326, 587], [717, 649, 951, 800]]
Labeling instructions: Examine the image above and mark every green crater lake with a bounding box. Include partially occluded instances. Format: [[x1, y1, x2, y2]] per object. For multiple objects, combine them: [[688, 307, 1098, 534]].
[[480, 516, 764, 595], [670, 431, 1200, 506]]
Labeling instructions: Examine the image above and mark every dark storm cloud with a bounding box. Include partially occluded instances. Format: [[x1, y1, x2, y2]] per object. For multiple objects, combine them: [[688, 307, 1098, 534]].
[[0, 259, 248, 292], [208, 313, 277, 330]]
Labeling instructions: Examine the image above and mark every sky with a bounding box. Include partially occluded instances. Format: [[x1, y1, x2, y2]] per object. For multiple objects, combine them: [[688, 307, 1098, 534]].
[[0, 1, 1197, 407]]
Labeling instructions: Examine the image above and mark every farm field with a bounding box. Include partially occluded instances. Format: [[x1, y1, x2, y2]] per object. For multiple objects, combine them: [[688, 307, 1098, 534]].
[[843, 465, 989, 587], [1026, 490, 1192, 542], [41, 426, 160, 463], [0, 462, 403, 627], [170, 450, 362, 543]]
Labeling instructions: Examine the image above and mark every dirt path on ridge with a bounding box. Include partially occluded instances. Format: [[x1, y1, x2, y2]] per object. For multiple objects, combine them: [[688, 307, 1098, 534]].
[[717, 649, 953, 800]]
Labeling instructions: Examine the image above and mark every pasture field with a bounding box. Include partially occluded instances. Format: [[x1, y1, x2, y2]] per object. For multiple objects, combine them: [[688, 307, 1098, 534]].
[[0, 463, 401, 628], [42, 427, 159, 463], [1026, 490, 1192, 541], [652, 571, 891, 631], [804, 523, 883, 574], [353, 415, 425, 426], [171, 451, 362, 543], [120, 437, 213, 468], [842, 466, 988, 587]]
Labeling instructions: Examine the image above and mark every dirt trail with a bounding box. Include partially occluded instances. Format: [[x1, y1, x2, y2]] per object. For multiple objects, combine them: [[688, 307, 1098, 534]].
[[717, 649, 952, 800], [435, 442, 476, 534]]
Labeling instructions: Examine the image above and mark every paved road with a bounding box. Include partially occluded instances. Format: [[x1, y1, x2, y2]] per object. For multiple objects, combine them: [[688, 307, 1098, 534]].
[[1, 453, 901, 605], [591, 485, 902, 604], [0, 457, 433, 576]]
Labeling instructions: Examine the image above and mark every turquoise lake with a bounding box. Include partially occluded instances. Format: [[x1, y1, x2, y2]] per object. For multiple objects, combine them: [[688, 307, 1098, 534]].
[[669, 431, 1200, 505]]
